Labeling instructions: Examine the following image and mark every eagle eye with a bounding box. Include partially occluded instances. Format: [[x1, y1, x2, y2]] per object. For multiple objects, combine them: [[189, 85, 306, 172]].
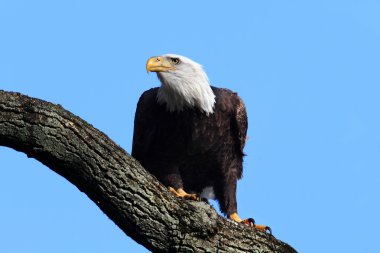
[[170, 57, 181, 65]]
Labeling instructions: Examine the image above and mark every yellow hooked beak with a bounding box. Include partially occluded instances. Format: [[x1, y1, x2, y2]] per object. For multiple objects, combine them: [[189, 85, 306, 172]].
[[146, 56, 176, 73]]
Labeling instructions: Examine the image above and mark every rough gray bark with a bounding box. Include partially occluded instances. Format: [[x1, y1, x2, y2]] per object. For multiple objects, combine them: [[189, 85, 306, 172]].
[[0, 90, 297, 253]]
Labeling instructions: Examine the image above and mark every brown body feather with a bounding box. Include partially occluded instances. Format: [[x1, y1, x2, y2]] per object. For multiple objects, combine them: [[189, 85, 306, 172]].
[[132, 86, 247, 215]]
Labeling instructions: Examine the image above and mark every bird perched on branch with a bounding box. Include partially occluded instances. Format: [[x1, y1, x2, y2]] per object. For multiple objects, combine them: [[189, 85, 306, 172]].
[[132, 54, 269, 233]]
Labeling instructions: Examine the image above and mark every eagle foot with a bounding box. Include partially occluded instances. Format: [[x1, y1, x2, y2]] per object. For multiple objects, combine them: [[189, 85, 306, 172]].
[[229, 213, 272, 235], [242, 219, 272, 235], [168, 187, 200, 201]]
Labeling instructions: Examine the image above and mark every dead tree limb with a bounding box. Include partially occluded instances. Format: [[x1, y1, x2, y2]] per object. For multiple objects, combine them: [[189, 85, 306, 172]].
[[0, 90, 297, 253]]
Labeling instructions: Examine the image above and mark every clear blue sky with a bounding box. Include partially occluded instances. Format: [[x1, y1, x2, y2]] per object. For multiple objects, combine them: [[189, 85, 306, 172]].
[[1, 1, 379, 252]]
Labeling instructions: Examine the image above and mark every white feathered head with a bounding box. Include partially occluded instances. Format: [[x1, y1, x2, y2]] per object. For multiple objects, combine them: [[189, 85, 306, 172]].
[[146, 54, 215, 115]]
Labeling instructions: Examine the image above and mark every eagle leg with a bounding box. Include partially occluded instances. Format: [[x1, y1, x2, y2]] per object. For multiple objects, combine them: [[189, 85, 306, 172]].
[[229, 213, 272, 234], [169, 187, 200, 201]]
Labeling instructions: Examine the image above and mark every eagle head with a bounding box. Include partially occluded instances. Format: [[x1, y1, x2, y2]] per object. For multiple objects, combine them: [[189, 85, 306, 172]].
[[146, 54, 216, 115]]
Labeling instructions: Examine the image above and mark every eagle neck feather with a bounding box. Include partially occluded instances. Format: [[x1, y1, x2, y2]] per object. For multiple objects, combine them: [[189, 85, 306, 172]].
[[156, 72, 216, 115]]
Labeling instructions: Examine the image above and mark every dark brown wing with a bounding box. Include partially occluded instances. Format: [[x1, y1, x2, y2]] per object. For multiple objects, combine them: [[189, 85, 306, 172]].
[[228, 91, 248, 180], [213, 87, 248, 156], [131, 88, 159, 163], [233, 94, 248, 155]]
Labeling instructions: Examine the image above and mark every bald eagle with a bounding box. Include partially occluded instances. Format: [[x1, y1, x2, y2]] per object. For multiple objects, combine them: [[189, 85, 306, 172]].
[[132, 54, 269, 232]]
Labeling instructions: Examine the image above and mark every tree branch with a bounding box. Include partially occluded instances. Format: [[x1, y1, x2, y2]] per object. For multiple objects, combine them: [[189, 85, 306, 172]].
[[0, 90, 296, 253]]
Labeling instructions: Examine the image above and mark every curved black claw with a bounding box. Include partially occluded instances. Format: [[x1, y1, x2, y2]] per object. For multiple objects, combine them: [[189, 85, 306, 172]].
[[241, 218, 255, 226], [200, 197, 209, 203], [265, 226, 272, 235]]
